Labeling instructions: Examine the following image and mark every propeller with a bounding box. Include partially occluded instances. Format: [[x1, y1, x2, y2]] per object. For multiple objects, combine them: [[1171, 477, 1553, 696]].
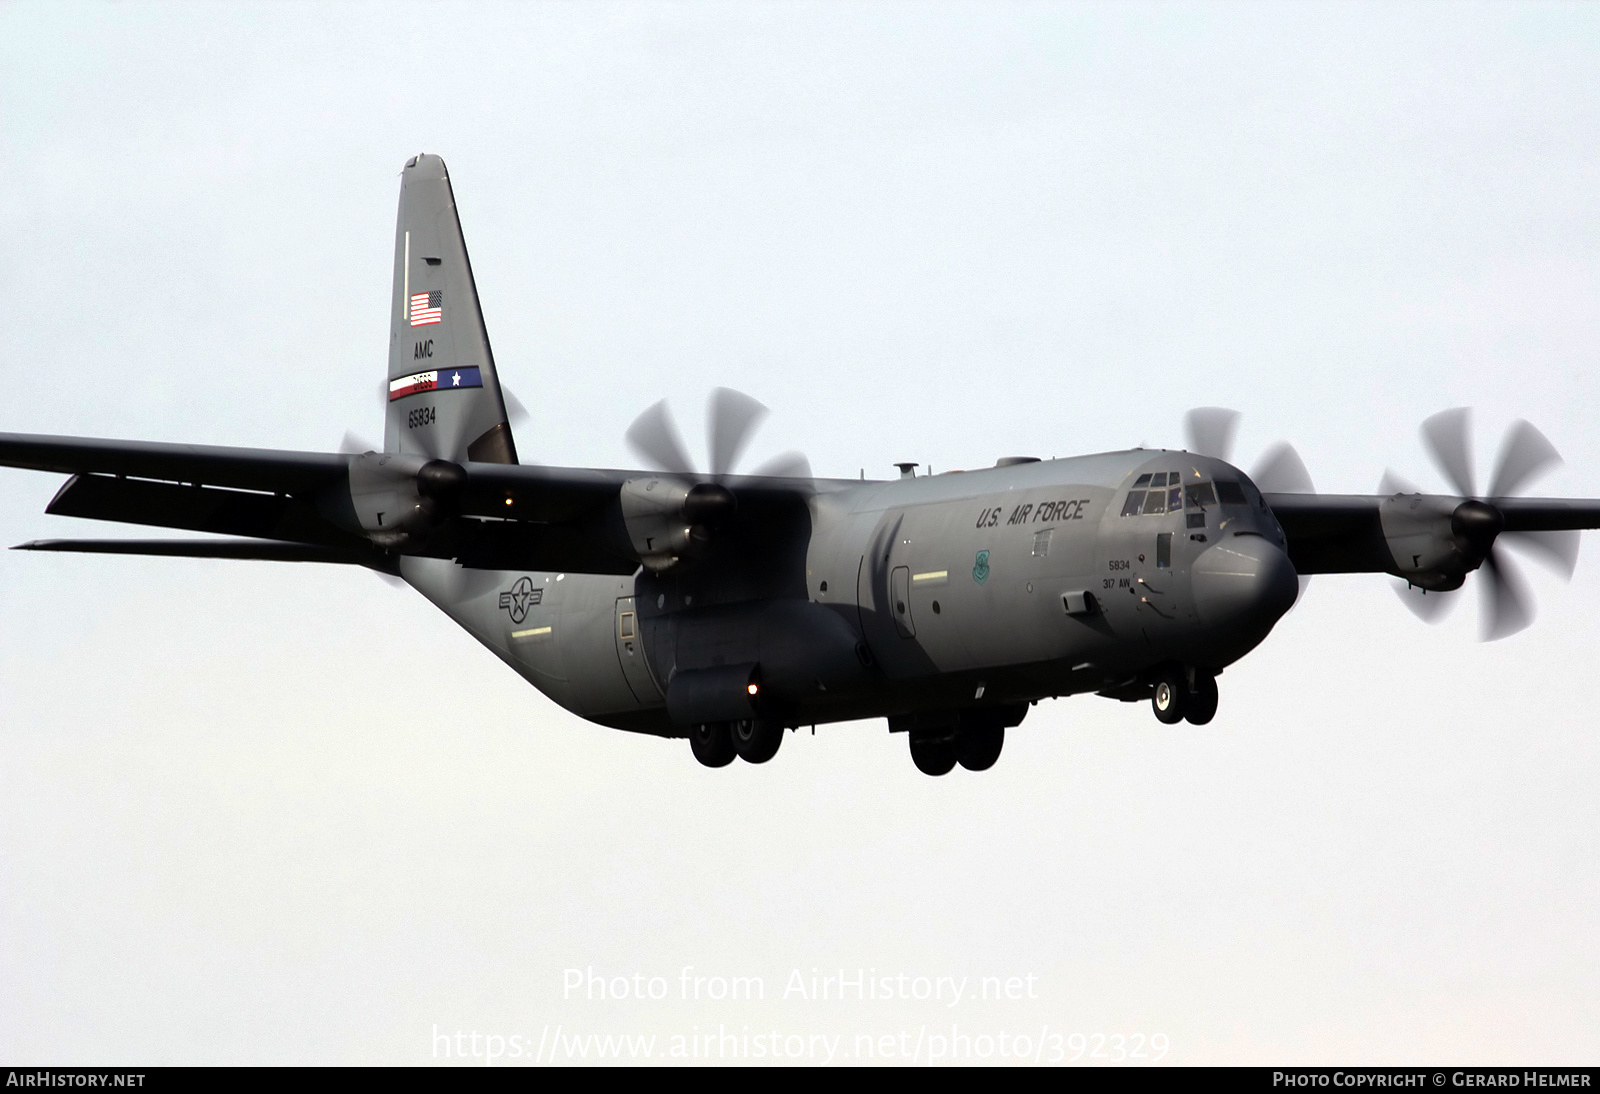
[[1183, 407, 1315, 494], [625, 387, 812, 481], [339, 430, 378, 455], [1183, 407, 1315, 608], [1390, 407, 1576, 641]]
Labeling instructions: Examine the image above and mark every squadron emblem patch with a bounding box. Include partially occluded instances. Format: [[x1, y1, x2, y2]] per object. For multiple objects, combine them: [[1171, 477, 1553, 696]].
[[972, 550, 990, 585]]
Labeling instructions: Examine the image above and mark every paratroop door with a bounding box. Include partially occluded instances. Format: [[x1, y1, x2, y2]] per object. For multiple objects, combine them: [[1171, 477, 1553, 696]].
[[614, 596, 662, 702]]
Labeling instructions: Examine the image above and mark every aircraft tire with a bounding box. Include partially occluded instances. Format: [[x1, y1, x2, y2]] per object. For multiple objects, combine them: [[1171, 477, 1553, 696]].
[[690, 722, 737, 768], [1185, 673, 1218, 725], [909, 733, 957, 776], [956, 725, 1004, 771], [732, 718, 783, 764], [1151, 669, 1188, 725]]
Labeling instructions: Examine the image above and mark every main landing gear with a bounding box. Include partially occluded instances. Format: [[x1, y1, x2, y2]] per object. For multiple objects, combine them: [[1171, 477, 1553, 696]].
[[908, 724, 1006, 776], [902, 706, 1022, 776], [1150, 666, 1218, 726], [689, 719, 784, 767]]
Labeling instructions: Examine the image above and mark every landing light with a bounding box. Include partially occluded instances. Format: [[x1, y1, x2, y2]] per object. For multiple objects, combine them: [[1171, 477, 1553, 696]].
[[747, 683, 759, 696]]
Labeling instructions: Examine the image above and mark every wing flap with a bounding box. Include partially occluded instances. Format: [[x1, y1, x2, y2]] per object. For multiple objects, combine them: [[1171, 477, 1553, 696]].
[[13, 537, 398, 572], [45, 474, 368, 548]]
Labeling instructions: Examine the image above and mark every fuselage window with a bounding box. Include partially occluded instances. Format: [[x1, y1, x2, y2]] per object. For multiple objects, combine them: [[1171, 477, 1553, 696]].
[[1121, 491, 1146, 517]]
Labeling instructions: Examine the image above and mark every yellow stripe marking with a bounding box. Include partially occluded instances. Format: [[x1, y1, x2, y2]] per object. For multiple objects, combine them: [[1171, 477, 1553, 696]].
[[511, 626, 552, 639], [911, 570, 948, 583]]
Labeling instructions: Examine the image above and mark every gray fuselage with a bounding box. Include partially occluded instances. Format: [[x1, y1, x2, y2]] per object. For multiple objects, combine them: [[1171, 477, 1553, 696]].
[[402, 448, 1299, 736]]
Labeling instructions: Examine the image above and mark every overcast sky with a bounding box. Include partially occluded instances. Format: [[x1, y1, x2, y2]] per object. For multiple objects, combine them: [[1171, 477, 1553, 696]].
[[3, 0, 1598, 1066]]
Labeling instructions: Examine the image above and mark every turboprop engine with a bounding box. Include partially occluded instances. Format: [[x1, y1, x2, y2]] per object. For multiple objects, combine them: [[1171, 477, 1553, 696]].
[[1379, 492, 1501, 592], [618, 477, 735, 572], [340, 451, 466, 550]]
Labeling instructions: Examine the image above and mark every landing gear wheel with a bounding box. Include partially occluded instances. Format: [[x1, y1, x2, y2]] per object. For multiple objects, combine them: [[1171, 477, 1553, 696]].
[[689, 722, 736, 768], [1151, 668, 1188, 725], [731, 718, 783, 764], [1185, 673, 1218, 725], [956, 725, 1004, 771], [909, 733, 957, 776]]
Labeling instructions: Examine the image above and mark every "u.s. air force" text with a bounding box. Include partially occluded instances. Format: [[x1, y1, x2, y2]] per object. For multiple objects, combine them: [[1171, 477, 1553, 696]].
[[975, 499, 1090, 529]]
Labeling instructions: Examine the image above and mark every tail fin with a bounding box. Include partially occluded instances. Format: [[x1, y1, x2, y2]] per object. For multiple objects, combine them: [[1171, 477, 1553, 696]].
[[384, 154, 518, 465]]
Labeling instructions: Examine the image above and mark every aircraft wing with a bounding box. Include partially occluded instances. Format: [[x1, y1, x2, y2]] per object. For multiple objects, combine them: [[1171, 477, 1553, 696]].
[[0, 432, 350, 493], [0, 431, 814, 576], [1264, 492, 1600, 574]]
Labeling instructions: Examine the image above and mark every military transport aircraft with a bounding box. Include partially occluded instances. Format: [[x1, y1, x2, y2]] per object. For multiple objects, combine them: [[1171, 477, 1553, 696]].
[[4, 155, 1599, 775]]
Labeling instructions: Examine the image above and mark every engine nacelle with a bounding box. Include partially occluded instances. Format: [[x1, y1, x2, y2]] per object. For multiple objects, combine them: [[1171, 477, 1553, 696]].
[[1380, 493, 1502, 591], [619, 477, 734, 572], [343, 451, 465, 550]]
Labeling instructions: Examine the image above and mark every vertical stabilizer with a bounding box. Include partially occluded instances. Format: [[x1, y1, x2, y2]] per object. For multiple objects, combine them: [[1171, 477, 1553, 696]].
[[384, 154, 518, 464]]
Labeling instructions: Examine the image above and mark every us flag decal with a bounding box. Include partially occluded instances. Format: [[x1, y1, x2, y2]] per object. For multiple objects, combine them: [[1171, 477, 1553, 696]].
[[410, 290, 443, 326]]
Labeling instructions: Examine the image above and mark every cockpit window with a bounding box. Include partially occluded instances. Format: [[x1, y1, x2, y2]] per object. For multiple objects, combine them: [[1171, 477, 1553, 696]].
[[1185, 482, 1218, 509], [1122, 472, 1202, 516], [1215, 480, 1248, 506]]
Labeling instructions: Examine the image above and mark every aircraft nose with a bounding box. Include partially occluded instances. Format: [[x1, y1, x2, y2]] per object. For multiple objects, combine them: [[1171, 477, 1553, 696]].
[[1191, 535, 1299, 633]]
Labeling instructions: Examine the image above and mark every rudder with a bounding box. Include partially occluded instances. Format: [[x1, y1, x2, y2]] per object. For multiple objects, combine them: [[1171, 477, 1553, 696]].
[[384, 154, 518, 465]]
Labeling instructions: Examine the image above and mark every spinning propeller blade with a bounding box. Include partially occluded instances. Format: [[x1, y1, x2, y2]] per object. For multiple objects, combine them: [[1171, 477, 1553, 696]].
[[1184, 407, 1240, 462], [1481, 545, 1534, 641], [1398, 409, 1572, 641], [708, 387, 769, 477], [625, 388, 811, 483], [1421, 407, 1476, 498], [625, 399, 696, 475], [1489, 419, 1561, 499], [1392, 579, 1457, 624], [1251, 442, 1314, 495]]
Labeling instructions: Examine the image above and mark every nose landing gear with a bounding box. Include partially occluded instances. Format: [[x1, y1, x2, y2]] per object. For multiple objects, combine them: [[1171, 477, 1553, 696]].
[[1151, 666, 1218, 726]]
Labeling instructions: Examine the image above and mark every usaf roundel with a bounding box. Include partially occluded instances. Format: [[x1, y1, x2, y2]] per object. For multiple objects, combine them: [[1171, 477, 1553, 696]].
[[498, 576, 542, 624]]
